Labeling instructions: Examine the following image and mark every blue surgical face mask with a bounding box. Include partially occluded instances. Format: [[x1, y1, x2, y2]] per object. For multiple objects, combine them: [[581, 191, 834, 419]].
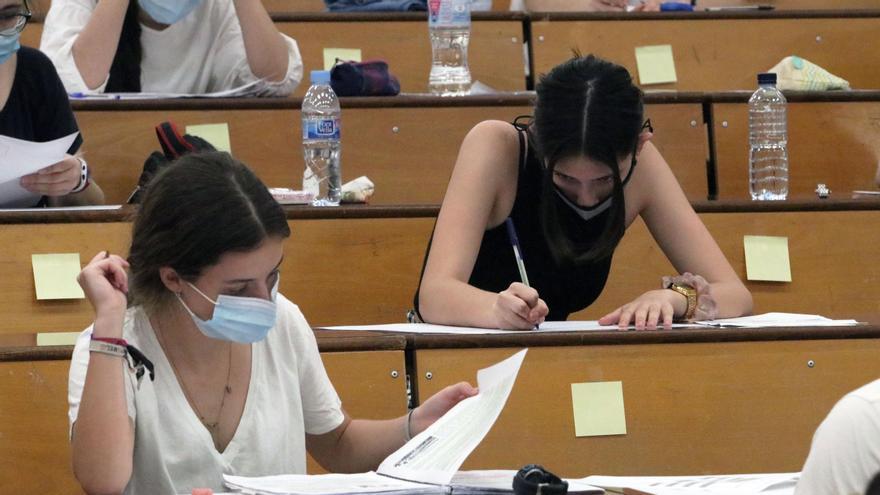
[[138, 0, 202, 25], [0, 33, 20, 66], [176, 277, 279, 344]]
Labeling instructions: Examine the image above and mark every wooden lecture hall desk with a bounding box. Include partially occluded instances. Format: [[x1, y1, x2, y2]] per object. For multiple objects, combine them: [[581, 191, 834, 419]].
[[530, 10, 880, 92], [0, 331, 408, 493], [2, 199, 878, 333], [65, 93, 708, 205]]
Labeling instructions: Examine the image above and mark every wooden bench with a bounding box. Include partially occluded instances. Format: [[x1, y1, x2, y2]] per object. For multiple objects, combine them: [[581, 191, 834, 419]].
[[410, 324, 880, 476], [0, 334, 408, 493], [710, 92, 880, 199], [68, 95, 707, 205], [2, 200, 878, 337], [530, 11, 880, 92]]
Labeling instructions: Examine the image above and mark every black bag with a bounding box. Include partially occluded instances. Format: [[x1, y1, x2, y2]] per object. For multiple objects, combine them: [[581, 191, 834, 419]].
[[127, 121, 216, 204]]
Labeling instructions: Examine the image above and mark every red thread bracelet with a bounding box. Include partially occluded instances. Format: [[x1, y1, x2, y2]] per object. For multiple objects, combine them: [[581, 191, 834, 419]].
[[91, 336, 128, 347]]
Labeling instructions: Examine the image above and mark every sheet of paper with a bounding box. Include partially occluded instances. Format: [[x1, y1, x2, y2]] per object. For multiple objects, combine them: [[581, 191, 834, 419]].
[[581, 472, 799, 495], [323, 48, 363, 70], [634, 45, 677, 85], [325, 321, 699, 335], [571, 381, 627, 437], [69, 78, 270, 99], [378, 349, 528, 485], [743, 235, 792, 282], [32, 253, 85, 300], [224, 472, 437, 495], [186, 123, 232, 153], [450, 471, 604, 494], [37, 332, 81, 346], [0, 132, 79, 206], [696, 312, 858, 328], [0, 205, 124, 213]]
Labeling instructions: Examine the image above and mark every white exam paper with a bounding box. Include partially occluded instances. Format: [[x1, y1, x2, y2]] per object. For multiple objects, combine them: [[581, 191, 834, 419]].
[[581, 472, 798, 494], [377, 349, 528, 485], [0, 132, 79, 206], [223, 472, 436, 495], [325, 321, 698, 335], [696, 313, 859, 328]]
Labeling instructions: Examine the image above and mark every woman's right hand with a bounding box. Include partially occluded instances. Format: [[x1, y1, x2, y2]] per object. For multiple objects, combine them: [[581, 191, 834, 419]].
[[76, 251, 130, 317], [492, 282, 549, 330]]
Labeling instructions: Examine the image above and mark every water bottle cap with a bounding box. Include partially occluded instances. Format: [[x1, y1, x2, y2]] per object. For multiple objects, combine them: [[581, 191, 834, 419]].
[[310, 70, 331, 84], [757, 73, 777, 85]]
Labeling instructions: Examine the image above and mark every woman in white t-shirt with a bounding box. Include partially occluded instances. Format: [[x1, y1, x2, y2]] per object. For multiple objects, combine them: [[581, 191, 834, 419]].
[[40, 0, 303, 95], [69, 151, 477, 495]]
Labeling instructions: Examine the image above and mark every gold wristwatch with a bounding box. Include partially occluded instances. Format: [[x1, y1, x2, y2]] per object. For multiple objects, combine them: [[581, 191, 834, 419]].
[[666, 282, 697, 321]]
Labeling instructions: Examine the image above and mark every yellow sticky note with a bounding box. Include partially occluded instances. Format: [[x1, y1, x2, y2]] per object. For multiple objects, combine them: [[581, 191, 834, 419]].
[[323, 48, 362, 71], [634, 45, 677, 85], [32, 253, 85, 300], [37, 332, 81, 346], [186, 123, 231, 153], [744, 235, 792, 282], [571, 381, 627, 437]]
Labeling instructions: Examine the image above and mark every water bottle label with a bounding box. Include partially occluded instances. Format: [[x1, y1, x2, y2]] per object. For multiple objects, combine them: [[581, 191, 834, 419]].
[[429, 0, 470, 28], [303, 118, 340, 140]]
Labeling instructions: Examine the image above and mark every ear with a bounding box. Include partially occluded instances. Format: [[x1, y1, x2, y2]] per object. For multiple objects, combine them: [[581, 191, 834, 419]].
[[636, 130, 653, 157], [159, 267, 184, 294]]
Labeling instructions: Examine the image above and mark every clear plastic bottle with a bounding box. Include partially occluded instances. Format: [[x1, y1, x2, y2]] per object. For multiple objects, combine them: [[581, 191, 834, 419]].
[[748, 72, 789, 200], [301, 70, 341, 206], [428, 0, 472, 96]]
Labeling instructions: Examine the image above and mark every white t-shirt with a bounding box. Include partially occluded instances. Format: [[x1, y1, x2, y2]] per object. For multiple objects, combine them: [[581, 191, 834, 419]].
[[68, 294, 345, 494], [796, 378, 880, 495], [40, 0, 303, 95]]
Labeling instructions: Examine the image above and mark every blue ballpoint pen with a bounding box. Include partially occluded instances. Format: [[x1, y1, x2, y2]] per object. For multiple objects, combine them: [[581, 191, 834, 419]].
[[504, 218, 540, 330]]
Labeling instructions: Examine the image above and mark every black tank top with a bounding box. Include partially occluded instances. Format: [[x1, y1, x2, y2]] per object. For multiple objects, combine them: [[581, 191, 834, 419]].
[[413, 125, 615, 321]]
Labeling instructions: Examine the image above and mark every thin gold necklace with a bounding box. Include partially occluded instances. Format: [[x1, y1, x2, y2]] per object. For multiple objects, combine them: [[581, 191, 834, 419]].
[[154, 322, 233, 451]]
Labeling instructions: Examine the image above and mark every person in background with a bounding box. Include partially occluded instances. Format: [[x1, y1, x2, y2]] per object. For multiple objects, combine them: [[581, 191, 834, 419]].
[[0, 0, 103, 207], [69, 152, 476, 494], [40, 0, 302, 96], [796, 378, 880, 495], [412, 54, 751, 330], [510, 0, 661, 12]]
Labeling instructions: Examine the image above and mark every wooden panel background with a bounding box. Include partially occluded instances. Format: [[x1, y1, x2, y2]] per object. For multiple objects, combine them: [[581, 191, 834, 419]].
[[70, 102, 704, 206], [416, 339, 880, 476], [531, 17, 880, 91], [0, 349, 407, 493], [577, 210, 880, 321], [712, 101, 880, 199]]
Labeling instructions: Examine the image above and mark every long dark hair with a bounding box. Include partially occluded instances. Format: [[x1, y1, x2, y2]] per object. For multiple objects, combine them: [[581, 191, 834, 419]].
[[105, 1, 142, 92], [532, 54, 644, 265], [127, 152, 290, 312]]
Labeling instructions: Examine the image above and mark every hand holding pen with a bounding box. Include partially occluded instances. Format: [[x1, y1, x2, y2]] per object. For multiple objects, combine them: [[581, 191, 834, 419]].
[[491, 218, 548, 330]]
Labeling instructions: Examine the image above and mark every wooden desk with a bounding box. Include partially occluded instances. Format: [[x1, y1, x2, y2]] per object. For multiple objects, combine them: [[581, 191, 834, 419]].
[[408, 324, 880, 476], [530, 11, 880, 92], [710, 91, 880, 199], [0, 332, 407, 494], [69, 94, 707, 205], [2, 200, 879, 335]]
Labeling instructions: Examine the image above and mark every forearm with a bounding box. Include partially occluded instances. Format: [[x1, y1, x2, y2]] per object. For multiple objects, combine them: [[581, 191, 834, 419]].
[[49, 181, 105, 207], [233, 0, 290, 82], [708, 280, 753, 319], [419, 278, 499, 328], [71, 0, 130, 90], [320, 416, 409, 473], [72, 312, 134, 494]]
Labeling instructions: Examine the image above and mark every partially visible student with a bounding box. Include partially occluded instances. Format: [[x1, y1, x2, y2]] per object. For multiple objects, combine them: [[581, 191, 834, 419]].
[[796, 378, 880, 495], [40, 0, 302, 95], [0, 0, 103, 207], [69, 151, 476, 494], [510, 0, 661, 12]]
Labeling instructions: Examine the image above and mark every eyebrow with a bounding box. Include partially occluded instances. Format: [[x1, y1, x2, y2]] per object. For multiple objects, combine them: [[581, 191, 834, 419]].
[[223, 256, 284, 284]]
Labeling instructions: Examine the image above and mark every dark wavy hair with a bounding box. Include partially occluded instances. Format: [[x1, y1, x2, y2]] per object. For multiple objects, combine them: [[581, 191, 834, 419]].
[[127, 152, 290, 312], [531, 54, 644, 265], [105, 1, 142, 92]]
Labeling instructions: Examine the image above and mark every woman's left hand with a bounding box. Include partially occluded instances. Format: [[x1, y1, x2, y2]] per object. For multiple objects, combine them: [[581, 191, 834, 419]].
[[598, 289, 686, 330], [20, 155, 81, 196], [410, 382, 479, 436]]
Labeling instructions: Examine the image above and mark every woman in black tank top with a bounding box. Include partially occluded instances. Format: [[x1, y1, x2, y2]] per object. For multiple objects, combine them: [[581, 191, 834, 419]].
[[414, 54, 752, 330]]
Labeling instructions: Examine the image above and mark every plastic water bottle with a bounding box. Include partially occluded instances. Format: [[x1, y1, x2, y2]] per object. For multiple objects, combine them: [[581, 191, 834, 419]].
[[428, 0, 472, 96], [748, 72, 789, 200], [301, 70, 341, 206]]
